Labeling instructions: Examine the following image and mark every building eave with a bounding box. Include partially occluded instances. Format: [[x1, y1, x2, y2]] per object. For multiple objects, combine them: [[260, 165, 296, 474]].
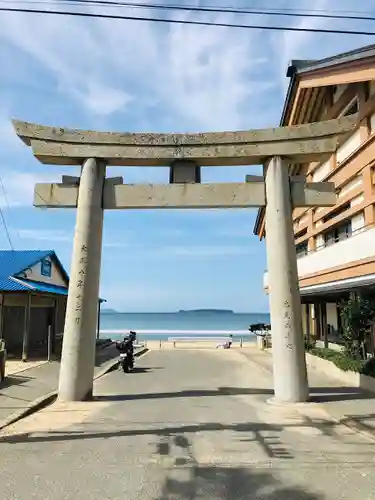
[[296, 44, 375, 76], [253, 43, 375, 238]]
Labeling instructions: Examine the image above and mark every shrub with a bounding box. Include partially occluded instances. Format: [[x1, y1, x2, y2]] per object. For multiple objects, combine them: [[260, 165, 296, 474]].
[[339, 293, 374, 360], [304, 337, 316, 351], [309, 346, 365, 374]]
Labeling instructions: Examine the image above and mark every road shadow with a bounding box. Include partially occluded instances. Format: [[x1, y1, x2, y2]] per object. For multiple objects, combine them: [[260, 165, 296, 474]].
[[309, 386, 375, 402], [154, 434, 322, 499], [117, 367, 162, 374], [93, 386, 274, 402], [0, 415, 345, 447], [133, 367, 163, 374], [340, 413, 375, 434], [92, 385, 375, 403], [155, 463, 325, 500], [0, 375, 33, 391]]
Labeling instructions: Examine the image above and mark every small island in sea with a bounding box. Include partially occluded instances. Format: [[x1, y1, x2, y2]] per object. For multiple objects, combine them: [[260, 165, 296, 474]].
[[178, 309, 234, 314], [101, 308, 118, 314]]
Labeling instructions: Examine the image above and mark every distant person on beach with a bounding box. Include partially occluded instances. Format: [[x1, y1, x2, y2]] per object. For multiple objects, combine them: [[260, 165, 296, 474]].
[[216, 334, 233, 349]]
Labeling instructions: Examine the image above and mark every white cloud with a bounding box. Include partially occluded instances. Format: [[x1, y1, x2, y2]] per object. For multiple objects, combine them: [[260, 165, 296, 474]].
[[0, 3, 271, 129], [1, 0, 374, 131], [17, 228, 72, 242], [0, 170, 65, 208], [0, 167, 52, 207], [71, 83, 133, 116], [0, 117, 18, 147]]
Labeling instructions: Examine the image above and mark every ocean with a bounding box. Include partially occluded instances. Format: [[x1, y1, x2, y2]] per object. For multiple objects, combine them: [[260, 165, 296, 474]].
[[99, 311, 270, 343]]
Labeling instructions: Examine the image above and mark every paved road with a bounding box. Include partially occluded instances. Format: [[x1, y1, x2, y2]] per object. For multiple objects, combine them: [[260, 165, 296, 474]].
[[1, 348, 375, 499], [0, 344, 119, 423]]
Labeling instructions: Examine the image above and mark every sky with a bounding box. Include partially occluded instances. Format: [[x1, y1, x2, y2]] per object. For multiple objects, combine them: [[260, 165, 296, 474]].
[[0, 0, 375, 312]]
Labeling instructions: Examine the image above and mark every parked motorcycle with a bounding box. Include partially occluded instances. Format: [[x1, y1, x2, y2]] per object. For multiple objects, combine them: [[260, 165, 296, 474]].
[[119, 351, 134, 373], [116, 334, 136, 373]]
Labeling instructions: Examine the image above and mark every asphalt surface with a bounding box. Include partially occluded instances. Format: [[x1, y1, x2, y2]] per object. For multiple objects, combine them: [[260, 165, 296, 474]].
[[1, 348, 375, 499], [0, 344, 119, 423]]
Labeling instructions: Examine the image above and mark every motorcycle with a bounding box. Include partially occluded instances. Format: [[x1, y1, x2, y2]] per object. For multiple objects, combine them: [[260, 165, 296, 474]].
[[119, 351, 134, 373]]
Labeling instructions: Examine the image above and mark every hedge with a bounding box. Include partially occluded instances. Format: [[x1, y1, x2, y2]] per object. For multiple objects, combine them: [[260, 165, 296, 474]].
[[308, 346, 375, 378]]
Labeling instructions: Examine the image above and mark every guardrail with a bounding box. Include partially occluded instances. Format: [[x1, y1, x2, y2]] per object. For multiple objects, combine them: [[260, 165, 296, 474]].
[[166, 336, 244, 348]]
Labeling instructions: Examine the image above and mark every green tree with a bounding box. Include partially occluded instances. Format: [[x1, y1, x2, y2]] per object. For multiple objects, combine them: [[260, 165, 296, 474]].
[[340, 293, 374, 360]]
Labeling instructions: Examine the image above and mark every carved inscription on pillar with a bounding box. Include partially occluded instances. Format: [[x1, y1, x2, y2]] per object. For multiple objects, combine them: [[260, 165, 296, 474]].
[[74, 244, 88, 325]]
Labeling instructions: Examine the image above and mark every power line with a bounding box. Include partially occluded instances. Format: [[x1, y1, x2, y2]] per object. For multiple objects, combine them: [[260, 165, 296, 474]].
[[1, 6, 375, 35], [0, 176, 15, 251], [0, 175, 20, 250], [3, 0, 375, 22], [51, 0, 375, 22]]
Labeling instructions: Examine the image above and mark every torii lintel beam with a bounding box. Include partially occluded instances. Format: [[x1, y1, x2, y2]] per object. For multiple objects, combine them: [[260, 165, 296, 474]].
[[13, 115, 357, 167], [34, 180, 336, 210]]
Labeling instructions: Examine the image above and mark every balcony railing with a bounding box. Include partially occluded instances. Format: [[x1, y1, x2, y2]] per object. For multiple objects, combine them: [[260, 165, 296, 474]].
[[295, 224, 366, 259], [263, 224, 375, 289]]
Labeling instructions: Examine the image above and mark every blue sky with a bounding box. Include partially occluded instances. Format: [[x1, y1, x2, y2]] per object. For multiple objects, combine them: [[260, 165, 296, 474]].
[[0, 0, 375, 312]]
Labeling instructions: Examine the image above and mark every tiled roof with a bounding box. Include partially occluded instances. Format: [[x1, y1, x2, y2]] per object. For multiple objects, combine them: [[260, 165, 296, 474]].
[[0, 250, 66, 292]]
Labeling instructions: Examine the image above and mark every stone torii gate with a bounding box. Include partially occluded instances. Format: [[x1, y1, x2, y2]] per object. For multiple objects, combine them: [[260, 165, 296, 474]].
[[12, 115, 357, 404]]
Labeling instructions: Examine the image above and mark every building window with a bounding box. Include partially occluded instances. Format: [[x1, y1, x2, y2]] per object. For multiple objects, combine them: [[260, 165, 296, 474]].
[[296, 241, 308, 258], [41, 258, 52, 277], [323, 220, 352, 247], [340, 97, 359, 117], [295, 227, 307, 239], [322, 202, 350, 223]]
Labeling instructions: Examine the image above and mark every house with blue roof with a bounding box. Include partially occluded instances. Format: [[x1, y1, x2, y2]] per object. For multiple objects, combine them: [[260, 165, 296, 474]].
[[0, 250, 103, 360]]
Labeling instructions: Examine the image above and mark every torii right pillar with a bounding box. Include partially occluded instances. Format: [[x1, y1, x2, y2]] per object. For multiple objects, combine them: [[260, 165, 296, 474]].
[[265, 156, 309, 403]]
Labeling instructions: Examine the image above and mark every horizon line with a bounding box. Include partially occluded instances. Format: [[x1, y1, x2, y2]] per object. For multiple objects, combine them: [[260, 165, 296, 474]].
[[100, 310, 270, 314]]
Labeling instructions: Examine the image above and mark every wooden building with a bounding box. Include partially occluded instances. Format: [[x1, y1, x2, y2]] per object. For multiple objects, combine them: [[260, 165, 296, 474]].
[[253, 44, 375, 346], [0, 250, 103, 360]]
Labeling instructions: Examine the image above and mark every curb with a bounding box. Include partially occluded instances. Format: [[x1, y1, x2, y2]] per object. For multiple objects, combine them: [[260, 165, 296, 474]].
[[5, 361, 49, 378], [0, 391, 58, 431], [0, 347, 149, 431]]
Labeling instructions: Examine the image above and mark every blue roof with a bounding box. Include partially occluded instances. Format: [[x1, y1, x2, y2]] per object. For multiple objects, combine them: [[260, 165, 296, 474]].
[[0, 250, 106, 301], [16, 279, 69, 296], [0, 250, 69, 293], [15, 279, 106, 302]]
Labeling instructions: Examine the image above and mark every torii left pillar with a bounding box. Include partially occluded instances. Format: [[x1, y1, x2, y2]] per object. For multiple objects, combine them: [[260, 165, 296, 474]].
[[58, 158, 106, 401]]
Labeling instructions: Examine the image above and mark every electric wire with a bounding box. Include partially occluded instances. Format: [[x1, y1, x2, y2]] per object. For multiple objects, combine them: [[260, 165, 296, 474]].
[[1, 5, 375, 35], [2, 0, 375, 22]]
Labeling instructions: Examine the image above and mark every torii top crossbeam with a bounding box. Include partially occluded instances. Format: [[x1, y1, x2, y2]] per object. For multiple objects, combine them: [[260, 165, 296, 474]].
[[12, 115, 357, 167]]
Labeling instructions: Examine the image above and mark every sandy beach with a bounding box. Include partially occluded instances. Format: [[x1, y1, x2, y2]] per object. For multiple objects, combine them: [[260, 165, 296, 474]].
[[143, 339, 255, 350]]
